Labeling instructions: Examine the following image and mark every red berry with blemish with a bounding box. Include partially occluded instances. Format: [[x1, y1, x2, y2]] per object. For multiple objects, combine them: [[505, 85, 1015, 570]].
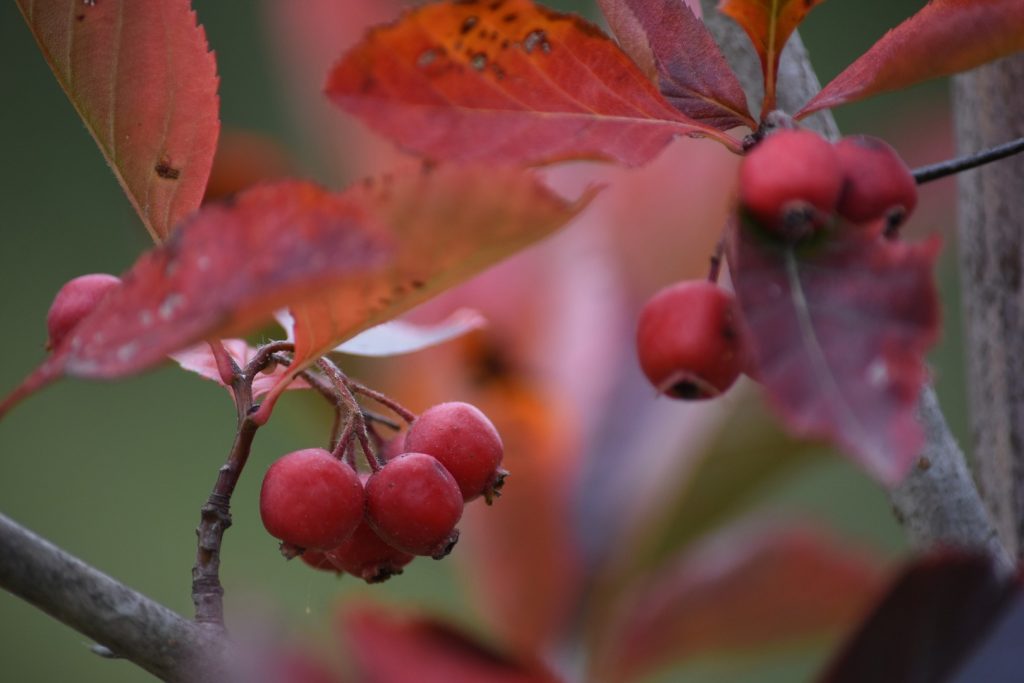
[[260, 448, 364, 551], [636, 281, 745, 399], [45, 273, 121, 350], [365, 452, 463, 558], [404, 402, 505, 501], [835, 135, 918, 226], [325, 521, 414, 583], [739, 129, 843, 239]]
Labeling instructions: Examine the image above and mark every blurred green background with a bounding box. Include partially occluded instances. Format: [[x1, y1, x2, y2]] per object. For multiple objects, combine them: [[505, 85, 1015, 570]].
[[0, 1, 965, 681]]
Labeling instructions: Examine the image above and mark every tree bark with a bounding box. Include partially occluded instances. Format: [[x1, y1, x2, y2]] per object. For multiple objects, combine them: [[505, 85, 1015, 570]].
[[701, 0, 1011, 570], [953, 55, 1024, 560], [0, 511, 231, 682]]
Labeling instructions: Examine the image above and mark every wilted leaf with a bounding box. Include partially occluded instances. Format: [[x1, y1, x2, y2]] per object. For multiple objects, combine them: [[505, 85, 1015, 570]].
[[326, 0, 740, 167], [602, 523, 884, 683], [798, 0, 1024, 118], [816, 552, 1017, 683], [0, 181, 391, 417], [341, 605, 561, 683], [170, 340, 310, 398], [598, 0, 754, 129], [718, 0, 824, 116], [281, 165, 594, 399], [17, 0, 220, 241], [276, 308, 487, 357], [728, 218, 941, 485]]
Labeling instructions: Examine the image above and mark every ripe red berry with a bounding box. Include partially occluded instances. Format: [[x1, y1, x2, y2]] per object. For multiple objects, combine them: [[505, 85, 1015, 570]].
[[45, 273, 121, 350], [325, 521, 414, 583], [365, 453, 463, 558], [636, 281, 745, 399], [300, 549, 341, 573], [404, 402, 504, 501], [835, 135, 918, 226], [739, 129, 843, 239], [260, 448, 364, 551]]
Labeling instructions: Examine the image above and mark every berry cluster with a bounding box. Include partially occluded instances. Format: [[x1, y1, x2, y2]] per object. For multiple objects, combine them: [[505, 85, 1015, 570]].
[[260, 401, 505, 583], [739, 129, 917, 240], [634, 127, 917, 399]]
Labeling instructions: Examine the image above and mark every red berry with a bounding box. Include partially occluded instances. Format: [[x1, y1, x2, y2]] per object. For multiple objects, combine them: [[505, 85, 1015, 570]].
[[636, 281, 745, 399], [739, 129, 843, 239], [300, 549, 341, 574], [404, 402, 504, 501], [325, 521, 414, 583], [46, 273, 121, 350], [365, 453, 463, 558], [260, 448, 364, 551], [835, 135, 918, 226]]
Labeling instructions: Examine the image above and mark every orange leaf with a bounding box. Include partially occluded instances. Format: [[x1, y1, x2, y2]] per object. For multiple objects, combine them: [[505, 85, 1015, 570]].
[[717, 0, 823, 116], [798, 0, 1024, 118], [326, 0, 740, 167], [280, 164, 594, 401], [16, 0, 220, 241]]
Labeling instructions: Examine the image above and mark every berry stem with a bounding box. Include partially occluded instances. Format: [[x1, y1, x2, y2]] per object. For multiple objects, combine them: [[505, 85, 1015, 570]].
[[346, 379, 418, 424], [707, 239, 725, 283], [913, 136, 1024, 184]]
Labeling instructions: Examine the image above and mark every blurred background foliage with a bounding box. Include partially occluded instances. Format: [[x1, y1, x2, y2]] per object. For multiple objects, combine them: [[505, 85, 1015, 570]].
[[0, 1, 965, 681]]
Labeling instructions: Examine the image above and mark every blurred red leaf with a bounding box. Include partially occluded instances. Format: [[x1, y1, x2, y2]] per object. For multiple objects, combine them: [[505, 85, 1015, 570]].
[[16, 0, 220, 241], [341, 605, 562, 683], [718, 0, 823, 116], [728, 219, 941, 485], [0, 181, 391, 417], [598, 0, 754, 130], [203, 129, 294, 203], [601, 524, 884, 683], [280, 165, 594, 400], [817, 552, 1016, 683], [325, 0, 740, 167], [798, 0, 1024, 118]]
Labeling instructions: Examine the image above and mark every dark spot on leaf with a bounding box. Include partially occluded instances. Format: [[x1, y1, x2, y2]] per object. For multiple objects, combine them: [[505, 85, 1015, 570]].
[[76, 13, 86, 21], [491, 63, 506, 80], [155, 160, 181, 180], [502, 12, 518, 22], [417, 47, 443, 68], [501, 39, 510, 49], [411, 280, 425, 289], [523, 29, 550, 54], [488, 0, 505, 10], [470, 52, 488, 71], [460, 16, 478, 34]]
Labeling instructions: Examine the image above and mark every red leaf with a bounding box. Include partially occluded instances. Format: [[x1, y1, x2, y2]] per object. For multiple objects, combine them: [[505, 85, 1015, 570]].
[[16, 0, 220, 241], [718, 0, 824, 116], [280, 165, 593, 402], [797, 0, 1024, 118], [598, 0, 754, 130], [728, 218, 941, 484], [325, 0, 740, 167], [340, 605, 561, 683], [817, 552, 1016, 683], [602, 524, 884, 682], [170, 340, 310, 398], [0, 181, 391, 417]]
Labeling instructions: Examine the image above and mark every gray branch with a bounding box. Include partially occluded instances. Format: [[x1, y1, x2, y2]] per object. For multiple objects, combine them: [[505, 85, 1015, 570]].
[[700, 1, 1011, 570], [953, 55, 1024, 561], [0, 511, 232, 682]]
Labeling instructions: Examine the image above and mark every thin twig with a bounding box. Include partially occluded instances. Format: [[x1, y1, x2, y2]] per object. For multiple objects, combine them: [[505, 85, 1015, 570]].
[[913, 136, 1024, 184], [317, 358, 380, 471], [345, 378, 418, 424]]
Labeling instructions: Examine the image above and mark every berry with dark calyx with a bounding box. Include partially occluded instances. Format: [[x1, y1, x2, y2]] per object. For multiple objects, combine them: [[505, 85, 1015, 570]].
[[260, 448, 364, 551], [365, 452, 463, 558], [835, 135, 918, 227], [636, 281, 745, 399], [45, 273, 121, 350], [404, 402, 505, 502], [739, 129, 843, 240], [326, 521, 414, 583]]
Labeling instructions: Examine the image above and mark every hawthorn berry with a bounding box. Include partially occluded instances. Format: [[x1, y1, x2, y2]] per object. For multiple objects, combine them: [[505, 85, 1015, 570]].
[[636, 281, 745, 399], [404, 402, 505, 501], [835, 135, 918, 226], [739, 129, 843, 239], [365, 452, 463, 558], [300, 549, 341, 573], [326, 521, 414, 583], [259, 448, 364, 551], [45, 273, 121, 350]]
